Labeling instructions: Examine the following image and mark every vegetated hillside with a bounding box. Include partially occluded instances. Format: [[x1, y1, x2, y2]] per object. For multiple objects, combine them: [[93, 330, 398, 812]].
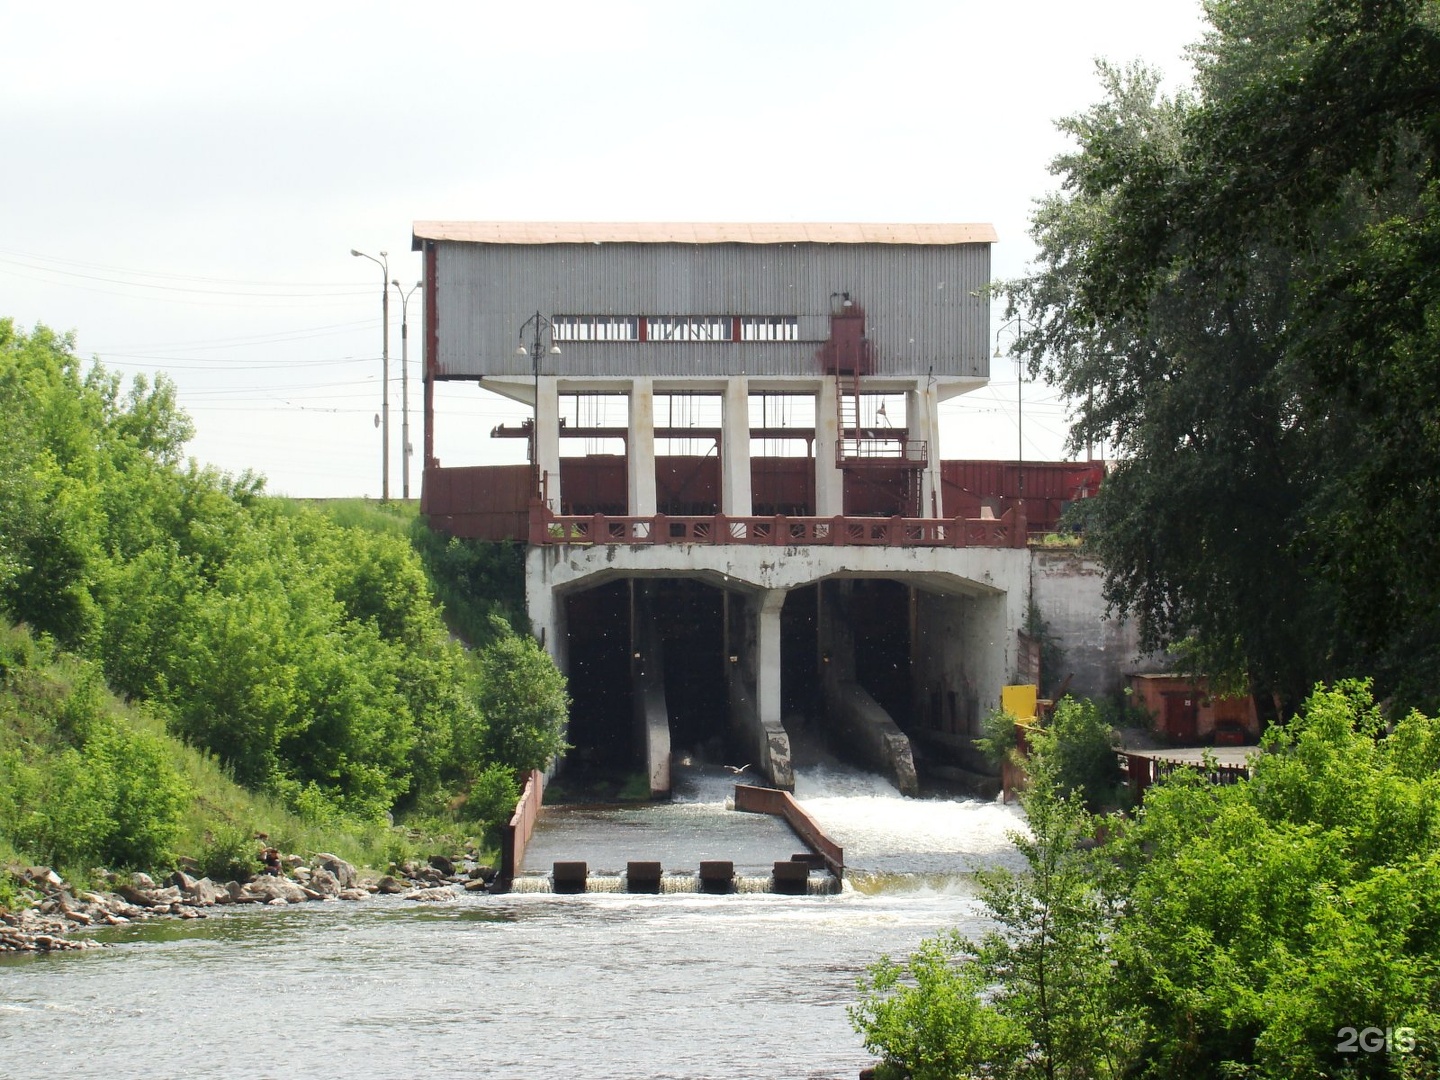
[[0, 623, 404, 882], [0, 318, 567, 874]]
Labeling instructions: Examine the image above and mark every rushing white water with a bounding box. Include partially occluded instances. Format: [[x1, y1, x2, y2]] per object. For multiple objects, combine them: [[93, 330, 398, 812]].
[[794, 763, 1030, 881], [0, 761, 1026, 1080]]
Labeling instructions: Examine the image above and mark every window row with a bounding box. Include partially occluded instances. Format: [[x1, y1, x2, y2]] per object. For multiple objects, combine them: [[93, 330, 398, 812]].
[[551, 315, 799, 343]]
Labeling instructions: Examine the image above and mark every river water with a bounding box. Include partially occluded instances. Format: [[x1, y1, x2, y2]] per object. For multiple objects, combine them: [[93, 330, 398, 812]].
[[0, 763, 1025, 1080]]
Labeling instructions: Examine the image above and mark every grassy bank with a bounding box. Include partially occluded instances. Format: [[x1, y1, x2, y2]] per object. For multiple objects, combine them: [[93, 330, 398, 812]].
[[0, 622, 484, 906]]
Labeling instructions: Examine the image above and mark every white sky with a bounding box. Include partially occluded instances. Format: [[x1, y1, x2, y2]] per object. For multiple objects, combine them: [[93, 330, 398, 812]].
[[1, 0, 1206, 499]]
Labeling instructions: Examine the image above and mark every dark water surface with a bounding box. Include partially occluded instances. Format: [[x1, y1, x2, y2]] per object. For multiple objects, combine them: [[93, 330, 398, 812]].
[[0, 764, 1025, 1080]]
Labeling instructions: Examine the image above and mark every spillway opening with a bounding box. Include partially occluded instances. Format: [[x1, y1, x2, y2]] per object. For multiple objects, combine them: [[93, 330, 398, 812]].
[[563, 580, 636, 773], [649, 579, 727, 755], [849, 578, 913, 726]]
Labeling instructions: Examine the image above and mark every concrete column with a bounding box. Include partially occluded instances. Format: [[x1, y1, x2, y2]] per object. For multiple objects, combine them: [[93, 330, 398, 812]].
[[757, 589, 786, 726], [721, 377, 752, 517], [524, 547, 559, 662], [628, 378, 657, 519], [535, 376, 562, 512], [907, 380, 944, 517], [814, 379, 845, 516]]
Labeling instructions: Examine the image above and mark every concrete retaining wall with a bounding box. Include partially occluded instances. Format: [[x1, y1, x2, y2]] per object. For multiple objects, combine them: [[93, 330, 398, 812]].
[[727, 665, 794, 791], [733, 784, 844, 878], [1028, 549, 1143, 701], [824, 679, 919, 796], [632, 630, 672, 798], [499, 770, 545, 887]]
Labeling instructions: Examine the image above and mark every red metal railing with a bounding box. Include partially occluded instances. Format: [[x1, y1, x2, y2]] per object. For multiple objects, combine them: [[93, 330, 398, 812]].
[[528, 504, 1027, 548]]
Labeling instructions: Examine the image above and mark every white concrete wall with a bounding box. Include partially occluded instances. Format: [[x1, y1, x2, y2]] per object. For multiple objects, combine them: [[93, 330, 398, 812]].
[[529, 541, 1030, 601], [1028, 548, 1145, 700]]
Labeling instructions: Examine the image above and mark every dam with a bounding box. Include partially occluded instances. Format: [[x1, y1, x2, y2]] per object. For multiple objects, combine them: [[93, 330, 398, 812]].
[[412, 221, 1112, 798]]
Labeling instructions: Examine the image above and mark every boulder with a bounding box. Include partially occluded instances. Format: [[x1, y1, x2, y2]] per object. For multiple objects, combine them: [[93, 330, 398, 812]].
[[337, 888, 368, 902], [116, 883, 165, 908], [131, 872, 157, 890], [242, 877, 309, 904], [25, 867, 64, 892], [313, 853, 357, 889], [169, 870, 199, 893], [403, 887, 457, 902], [374, 876, 407, 895], [183, 877, 222, 906], [427, 854, 456, 877], [307, 868, 340, 897]]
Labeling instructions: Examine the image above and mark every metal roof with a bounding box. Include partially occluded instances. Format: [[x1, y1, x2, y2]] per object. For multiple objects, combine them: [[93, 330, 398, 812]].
[[411, 221, 998, 249]]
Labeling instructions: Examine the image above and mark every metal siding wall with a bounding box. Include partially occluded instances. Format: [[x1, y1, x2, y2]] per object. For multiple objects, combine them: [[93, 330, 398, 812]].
[[433, 241, 990, 381]]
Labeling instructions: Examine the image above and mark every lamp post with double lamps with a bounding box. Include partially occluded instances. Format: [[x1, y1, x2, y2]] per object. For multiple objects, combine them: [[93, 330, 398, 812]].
[[517, 312, 562, 502], [351, 248, 390, 501], [391, 279, 421, 501]]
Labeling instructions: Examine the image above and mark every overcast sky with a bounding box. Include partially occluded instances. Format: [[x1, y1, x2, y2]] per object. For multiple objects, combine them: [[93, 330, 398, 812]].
[[2, 0, 1206, 499]]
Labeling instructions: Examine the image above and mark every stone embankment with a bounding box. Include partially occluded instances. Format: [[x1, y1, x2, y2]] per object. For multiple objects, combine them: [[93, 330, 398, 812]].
[[1, 853, 497, 954]]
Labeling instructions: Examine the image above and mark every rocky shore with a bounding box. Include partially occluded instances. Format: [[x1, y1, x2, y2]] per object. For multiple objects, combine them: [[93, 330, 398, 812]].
[[1, 852, 497, 954]]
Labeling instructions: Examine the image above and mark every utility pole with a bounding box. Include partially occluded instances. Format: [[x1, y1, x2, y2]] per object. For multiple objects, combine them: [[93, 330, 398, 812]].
[[352, 248, 390, 500], [392, 279, 421, 500]]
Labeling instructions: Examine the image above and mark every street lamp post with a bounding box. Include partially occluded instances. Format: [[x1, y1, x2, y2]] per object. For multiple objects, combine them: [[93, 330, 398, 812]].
[[391, 279, 421, 501], [351, 249, 390, 501], [517, 311, 561, 502], [994, 314, 1035, 505]]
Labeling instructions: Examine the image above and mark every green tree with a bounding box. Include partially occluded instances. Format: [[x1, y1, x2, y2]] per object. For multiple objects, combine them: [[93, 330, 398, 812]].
[[1111, 681, 1440, 1076], [1005, 0, 1440, 712], [474, 616, 570, 774], [1029, 697, 1125, 813], [851, 743, 1137, 1079]]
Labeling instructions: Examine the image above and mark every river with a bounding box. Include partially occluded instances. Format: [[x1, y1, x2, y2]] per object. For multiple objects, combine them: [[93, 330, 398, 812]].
[[0, 762, 1025, 1080]]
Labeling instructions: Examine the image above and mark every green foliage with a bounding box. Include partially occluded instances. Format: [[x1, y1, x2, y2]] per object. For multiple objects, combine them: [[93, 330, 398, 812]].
[[0, 317, 562, 857], [975, 707, 1020, 770], [1029, 697, 1126, 812], [852, 743, 1137, 1079], [456, 763, 520, 827], [850, 931, 1020, 1080], [475, 616, 570, 773], [1111, 680, 1440, 1076], [1003, 0, 1440, 713], [857, 682, 1440, 1077], [410, 523, 527, 645], [197, 824, 259, 883], [0, 651, 189, 870]]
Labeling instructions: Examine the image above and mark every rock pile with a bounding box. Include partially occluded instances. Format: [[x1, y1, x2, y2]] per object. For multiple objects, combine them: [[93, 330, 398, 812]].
[[2, 851, 498, 953]]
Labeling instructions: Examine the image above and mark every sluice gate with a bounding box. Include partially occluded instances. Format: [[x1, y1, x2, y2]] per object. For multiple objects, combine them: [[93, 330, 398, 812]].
[[558, 575, 939, 799]]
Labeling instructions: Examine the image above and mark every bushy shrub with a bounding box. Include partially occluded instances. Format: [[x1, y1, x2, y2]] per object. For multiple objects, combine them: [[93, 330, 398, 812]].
[[457, 763, 520, 827], [850, 929, 1021, 1078], [1031, 696, 1125, 811], [197, 824, 258, 883]]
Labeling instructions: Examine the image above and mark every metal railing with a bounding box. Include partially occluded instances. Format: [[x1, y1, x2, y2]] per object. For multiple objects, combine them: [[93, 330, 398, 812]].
[[529, 505, 1027, 548]]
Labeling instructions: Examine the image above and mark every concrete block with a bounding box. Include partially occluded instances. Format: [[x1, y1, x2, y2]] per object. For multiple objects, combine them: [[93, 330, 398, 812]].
[[625, 861, 663, 894], [552, 861, 587, 894], [698, 860, 734, 894], [772, 860, 811, 895]]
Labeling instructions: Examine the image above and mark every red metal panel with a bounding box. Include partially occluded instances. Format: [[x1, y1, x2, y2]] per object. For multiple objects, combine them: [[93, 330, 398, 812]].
[[421, 464, 531, 540], [561, 457, 627, 515], [752, 457, 814, 515], [940, 460, 1104, 534], [657, 456, 720, 514]]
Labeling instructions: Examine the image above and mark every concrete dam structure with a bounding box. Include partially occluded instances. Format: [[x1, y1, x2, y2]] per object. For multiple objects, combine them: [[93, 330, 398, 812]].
[[413, 221, 1109, 796]]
